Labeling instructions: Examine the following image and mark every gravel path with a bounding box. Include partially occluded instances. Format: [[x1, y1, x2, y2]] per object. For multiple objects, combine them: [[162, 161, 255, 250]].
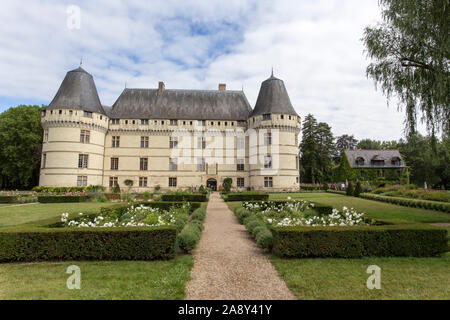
[[186, 193, 295, 300]]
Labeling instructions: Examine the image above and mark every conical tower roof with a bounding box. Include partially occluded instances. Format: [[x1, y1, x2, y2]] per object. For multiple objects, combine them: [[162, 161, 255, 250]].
[[251, 73, 298, 117], [48, 66, 105, 114]]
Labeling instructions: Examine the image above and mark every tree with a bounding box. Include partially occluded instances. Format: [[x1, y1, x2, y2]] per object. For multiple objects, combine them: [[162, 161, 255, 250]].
[[0, 105, 43, 189], [300, 114, 319, 183], [315, 122, 336, 182], [363, 0, 450, 137], [357, 139, 382, 150], [336, 134, 358, 156], [223, 178, 232, 192]]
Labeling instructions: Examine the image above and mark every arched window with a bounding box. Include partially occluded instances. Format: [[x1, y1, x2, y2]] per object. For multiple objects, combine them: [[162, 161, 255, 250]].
[[355, 157, 365, 166], [391, 157, 401, 166]]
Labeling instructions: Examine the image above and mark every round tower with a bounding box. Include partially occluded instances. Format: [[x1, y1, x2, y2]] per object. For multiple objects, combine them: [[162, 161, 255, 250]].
[[248, 73, 301, 190], [40, 66, 109, 187]]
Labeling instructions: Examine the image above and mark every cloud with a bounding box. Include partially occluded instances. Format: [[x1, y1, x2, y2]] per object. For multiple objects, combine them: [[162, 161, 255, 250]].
[[0, 0, 425, 141]]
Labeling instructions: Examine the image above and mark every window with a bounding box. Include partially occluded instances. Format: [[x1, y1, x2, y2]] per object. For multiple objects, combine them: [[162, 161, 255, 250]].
[[198, 120, 206, 126], [125, 120, 128, 124], [110, 157, 119, 170], [80, 130, 90, 143], [77, 176, 87, 187], [139, 177, 148, 187], [289, 116, 291, 120], [42, 153, 46, 168], [263, 113, 271, 120], [112, 136, 120, 148], [391, 157, 402, 166], [140, 158, 148, 171], [237, 158, 244, 171], [170, 119, 178, 126], [83, 111, 92, 118], [109, 177, 118, 187], [264, 132, 272, 145], [225, 122, 227, 126], [170, 136, 178, 149], [78, 154, 88, 168], [238, 120, 246, 126], [296, 177, 299, 183], [111, 119, 119, 125], [69, 110, 73, 116], [183, 121, 186, 125], [280, 115, 284, 119], [211, 121, 214, 125], [42, 110, 46, 117], [197, 137, 206, 149], [141, 136, 149, 148], [132, 120, 135, 124], [360, 171, 365, 177], [264, 155, 272, 169], [237, 137, 245, 149], [264, 177, 273, 188], [141, 119, 149, 125], [237, 177, 245, 188], [169, 177, 177, 187], [197, 157, 205, 172], [169, 158, 178, 171], [356, 157, 365, 166], [296, 156, 299, 169], [44, 130, 48, 142], [218, 122, 221, 126], [59, 110, 62, 115]]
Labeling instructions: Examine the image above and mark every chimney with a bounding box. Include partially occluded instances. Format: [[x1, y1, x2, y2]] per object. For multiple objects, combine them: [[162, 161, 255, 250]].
[[158, 81, 165, 95], [218, 83, 226, 91]]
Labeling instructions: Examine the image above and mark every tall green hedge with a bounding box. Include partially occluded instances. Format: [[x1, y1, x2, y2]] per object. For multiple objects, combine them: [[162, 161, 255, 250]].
[[37, 195, 89, 203], [360, 193, 450, 213], [0, 226, 177, 262], [225, 192, 269, 202], [272, 225, 447, 258]]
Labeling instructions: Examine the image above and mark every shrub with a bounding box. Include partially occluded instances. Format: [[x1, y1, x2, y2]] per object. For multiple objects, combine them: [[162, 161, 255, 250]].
[[272, 225, 448, 258], [235, 207, 252, 223], [346, 182, 354, 196], [178, 217, 205, 253], [0, 226, 177, 262], [256, 229, 273, 249], [142, 192, 151, 201], [223, 178, 232, 192], [161, 193, 207, 202], [322, 183, 329, 191], [313, 203, 333, 216], [37, 196, 89, 203], [359, 194, 450, 213], [0, 196, 18, 203], [354, 181, 363, 197], [191, 208, 206, 222], [225, 192, 269, 202], [133, 201, 201, 212]]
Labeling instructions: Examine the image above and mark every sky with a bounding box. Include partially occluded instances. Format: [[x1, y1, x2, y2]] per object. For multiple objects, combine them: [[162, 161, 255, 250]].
[[0, 0, 426, 141]]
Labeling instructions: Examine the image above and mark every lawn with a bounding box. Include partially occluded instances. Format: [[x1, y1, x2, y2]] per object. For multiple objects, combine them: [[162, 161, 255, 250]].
[[270, 253, 450, 300], [0, 202, 108, 227], [0, 255, 194, 300], [269, 192, 450, 223]]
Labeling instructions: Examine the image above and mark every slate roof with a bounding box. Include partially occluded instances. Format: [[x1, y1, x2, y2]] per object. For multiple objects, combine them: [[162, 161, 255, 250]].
[[345, 149, 406, 168], [109, 88, 252, 120], [251, 75, 298, 117], [47, 67, 105, 115]]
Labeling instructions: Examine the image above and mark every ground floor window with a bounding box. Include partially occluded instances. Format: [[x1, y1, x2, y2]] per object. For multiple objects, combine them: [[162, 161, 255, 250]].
[[296, 176, 299, 183], [237, 177, 245, 187], [77, 176, 87, 187], [109, 177, 118, 187], [139, 177, 148, 187], [169, 177, 177, 187], [264, 176, 273, 188]]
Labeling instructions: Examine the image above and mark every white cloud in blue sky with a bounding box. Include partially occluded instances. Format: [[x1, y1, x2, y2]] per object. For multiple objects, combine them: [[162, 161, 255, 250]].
[[0, 0, 425, 140]]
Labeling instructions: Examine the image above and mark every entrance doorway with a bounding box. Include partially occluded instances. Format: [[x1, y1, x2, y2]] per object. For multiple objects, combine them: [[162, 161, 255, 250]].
[[207, 178, 217, 191]]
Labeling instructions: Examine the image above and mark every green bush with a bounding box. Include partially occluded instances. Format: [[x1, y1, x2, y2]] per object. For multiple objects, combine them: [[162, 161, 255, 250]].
[[37, 195, 89, 203], [313, 203, 333, 216], [354, 181, 363, 197], [256, 229, 273, 249], [234, 207, 252, 223], [360, 194, 450, 213], [191, 208, 206, 222], [133, 201, 201, 212], [142, 192, 151, 201], [300, 185, 323, 191], [346, 182, 354, 196], [225, 192, 269, 202], [223, 178, 232, 192], [0, 196, 18, 203], [178, 219, 205, 253], [272, 225, 447, 258], [161, 193, 207, 202], [0, 226, 177, 262], [322, 183, 329, 191]]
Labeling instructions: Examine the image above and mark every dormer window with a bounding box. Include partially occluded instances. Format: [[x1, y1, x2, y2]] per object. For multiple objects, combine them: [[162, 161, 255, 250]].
[[170, 119, 178, 126], [355, 157, 365, 166], [391, 157, 402, 166], [371, 156, 385, 166], [83, 111, 92, 118], [263, 114, 271, 120]]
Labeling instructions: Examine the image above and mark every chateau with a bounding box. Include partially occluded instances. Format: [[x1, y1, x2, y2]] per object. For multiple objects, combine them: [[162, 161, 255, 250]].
[[40, 66, 301, 191]]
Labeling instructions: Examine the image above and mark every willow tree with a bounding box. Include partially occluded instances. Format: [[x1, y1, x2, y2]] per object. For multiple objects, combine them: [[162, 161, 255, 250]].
[[363, 0, 449, 137]]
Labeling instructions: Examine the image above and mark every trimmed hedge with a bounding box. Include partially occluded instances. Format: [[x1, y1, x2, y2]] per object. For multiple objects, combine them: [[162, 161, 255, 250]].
[[0, 226, 177, 262], [133, 201, 201, 212], [225, 192, 269, 202], [161, 193, 207, 202], [360, 193, 450, 213], [300, 185, 323, 191], [178, 207, 206, 252], [313, 203, 333, 216], [272, 224, 448, 258], [0, 196, 18, 203], [233, 207, 273, 250], [37, 195, 90, 203]]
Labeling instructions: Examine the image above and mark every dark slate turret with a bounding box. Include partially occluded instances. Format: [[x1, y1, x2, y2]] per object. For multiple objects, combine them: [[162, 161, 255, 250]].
[[251, 73, 298, 117], [47, 66, 105, 114]]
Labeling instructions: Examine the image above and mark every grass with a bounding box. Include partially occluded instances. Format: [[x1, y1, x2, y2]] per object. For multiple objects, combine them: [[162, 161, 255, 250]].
[[270, 253, 450, 300], [0, 255, 194, 300], [269, 193, 450, 223], [0, 202, 108, 227]]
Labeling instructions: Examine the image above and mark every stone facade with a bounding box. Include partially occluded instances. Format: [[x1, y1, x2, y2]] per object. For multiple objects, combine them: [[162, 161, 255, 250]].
[[39, 67, 301, 192]]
